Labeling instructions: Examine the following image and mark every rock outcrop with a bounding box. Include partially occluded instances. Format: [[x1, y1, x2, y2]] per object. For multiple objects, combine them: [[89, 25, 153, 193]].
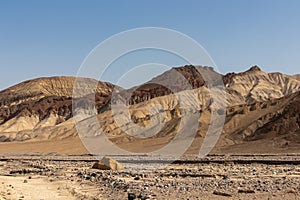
[[92, 157, 124, 170]]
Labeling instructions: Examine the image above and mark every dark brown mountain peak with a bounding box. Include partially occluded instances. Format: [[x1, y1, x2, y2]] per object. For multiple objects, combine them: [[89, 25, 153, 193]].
[[247, 65, 262, 72], [126, 65, 215, 105], [172, 65, 215, 73]]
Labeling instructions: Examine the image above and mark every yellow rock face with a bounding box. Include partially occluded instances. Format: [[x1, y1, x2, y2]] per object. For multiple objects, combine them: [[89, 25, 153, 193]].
[[92, 157, 124, 171]]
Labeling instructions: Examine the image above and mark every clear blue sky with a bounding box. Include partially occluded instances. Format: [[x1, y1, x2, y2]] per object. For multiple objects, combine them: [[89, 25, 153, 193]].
[[0, 0, 299, 89]]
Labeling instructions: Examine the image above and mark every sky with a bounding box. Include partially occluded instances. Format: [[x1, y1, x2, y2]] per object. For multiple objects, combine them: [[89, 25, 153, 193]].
[[0, 0, 300, 89]]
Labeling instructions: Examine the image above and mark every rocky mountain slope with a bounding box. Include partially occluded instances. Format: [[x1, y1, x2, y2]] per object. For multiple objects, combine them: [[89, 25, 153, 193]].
[[0, 66, 299, 154], [223, 66, 300, 103], [0, 77, 116, 140], [125, 65, 299, 106], [292, 74, 300, 81]]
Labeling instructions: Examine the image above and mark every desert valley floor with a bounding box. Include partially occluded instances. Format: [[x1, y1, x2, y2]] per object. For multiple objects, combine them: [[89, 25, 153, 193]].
[[0, 152, 299, 200]]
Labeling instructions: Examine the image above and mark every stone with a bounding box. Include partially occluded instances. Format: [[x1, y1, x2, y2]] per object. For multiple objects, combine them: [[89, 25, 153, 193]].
[[92, 157, 124, 171], [286, 189, 297, 194], [128, 192, 136, 200], [238, 189, 255, 193], [213, 190, 232, 197]]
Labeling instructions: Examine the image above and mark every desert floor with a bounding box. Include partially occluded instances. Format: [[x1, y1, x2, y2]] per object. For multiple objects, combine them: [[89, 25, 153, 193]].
[[0, 154, 299, 200]]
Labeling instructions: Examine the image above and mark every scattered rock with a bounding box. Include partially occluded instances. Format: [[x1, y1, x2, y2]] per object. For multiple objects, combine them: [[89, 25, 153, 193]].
[[238, 189, 255, 193], [213, 190, 232, 197], [128, 192, 136, 200], [286, 189, 297, 194]]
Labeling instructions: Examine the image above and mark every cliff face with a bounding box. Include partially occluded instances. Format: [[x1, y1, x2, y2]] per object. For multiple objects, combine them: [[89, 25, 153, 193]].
[[0, 66, 299, 154]]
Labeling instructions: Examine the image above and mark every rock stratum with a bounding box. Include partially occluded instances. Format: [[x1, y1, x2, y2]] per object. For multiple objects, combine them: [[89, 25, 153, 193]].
[[0, 66, 299, 154]]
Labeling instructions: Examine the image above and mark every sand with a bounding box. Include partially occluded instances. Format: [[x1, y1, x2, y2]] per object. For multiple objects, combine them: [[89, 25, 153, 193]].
[[0, 175, 76, 200]]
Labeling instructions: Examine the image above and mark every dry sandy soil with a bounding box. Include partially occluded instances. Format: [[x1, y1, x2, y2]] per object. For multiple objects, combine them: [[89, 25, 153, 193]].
[[0, 175, 76, 200], [0, 154, 299, 200]]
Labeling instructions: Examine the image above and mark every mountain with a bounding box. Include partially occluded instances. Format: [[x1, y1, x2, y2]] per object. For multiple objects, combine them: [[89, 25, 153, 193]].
[[120, 65, 210, 105], [217, 91, 300, 153], [76, 66, 300, 154], [0, 76, 116, 141], [0, 66, 299, 154], [292, 74, 300, 81], [123, 65, 299, 106], [223, 66, 300, 103]]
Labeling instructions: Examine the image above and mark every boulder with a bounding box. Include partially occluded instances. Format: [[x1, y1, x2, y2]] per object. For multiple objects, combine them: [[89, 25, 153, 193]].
[[92, 157, 124, 170]]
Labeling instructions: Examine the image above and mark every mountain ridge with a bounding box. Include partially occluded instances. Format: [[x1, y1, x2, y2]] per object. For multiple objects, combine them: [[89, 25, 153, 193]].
[[0, 65, 299, 154]]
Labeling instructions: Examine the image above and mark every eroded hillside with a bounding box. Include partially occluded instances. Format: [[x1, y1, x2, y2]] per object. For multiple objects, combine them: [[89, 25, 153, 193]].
[[0, 66, 299, 154]]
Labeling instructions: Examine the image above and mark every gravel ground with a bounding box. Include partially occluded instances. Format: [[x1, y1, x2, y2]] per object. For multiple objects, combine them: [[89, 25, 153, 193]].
[[0, 154, 299, 199]]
